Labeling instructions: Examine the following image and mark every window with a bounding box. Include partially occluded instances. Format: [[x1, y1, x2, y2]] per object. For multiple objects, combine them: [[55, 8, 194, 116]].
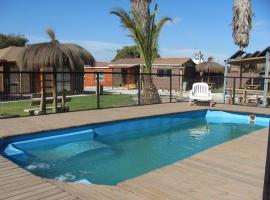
[[157, 69, 172, 77], [57, 68, 71, 91], [94, 72, 105, 82]]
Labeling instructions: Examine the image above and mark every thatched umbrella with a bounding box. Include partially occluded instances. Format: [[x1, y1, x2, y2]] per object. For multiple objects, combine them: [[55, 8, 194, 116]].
[[17, 29, 95, 113], [196, 59, 224, 83]]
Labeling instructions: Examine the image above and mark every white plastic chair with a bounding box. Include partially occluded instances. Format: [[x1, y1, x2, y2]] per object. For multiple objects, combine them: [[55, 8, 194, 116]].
[[189, 83, 212, 106]]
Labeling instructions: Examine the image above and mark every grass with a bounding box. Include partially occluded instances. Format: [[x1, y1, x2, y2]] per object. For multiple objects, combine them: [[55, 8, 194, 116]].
[[0, 94, 136, 117]]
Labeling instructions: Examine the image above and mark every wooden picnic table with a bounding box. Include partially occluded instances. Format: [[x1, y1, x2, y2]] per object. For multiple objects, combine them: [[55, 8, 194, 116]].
[[226, 88, 263, 105]]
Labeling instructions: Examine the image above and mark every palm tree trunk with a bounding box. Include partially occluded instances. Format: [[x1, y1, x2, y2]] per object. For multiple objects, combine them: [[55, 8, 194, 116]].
[[131, 0, 151, 32], [141, 74, 161, 104]]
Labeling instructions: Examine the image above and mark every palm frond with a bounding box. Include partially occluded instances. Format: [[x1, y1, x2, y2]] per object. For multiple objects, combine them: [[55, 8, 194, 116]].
[[111, 3, 170, 73]]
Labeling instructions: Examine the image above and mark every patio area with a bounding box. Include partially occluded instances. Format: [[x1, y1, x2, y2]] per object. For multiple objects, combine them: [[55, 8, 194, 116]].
[[0, 103, 269, 199]]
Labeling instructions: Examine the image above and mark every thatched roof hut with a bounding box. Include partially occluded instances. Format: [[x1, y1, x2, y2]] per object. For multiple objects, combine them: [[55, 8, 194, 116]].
[[17, 29, 95, 114], [196, 60, 224, 74], [17, 29, 95, 71]]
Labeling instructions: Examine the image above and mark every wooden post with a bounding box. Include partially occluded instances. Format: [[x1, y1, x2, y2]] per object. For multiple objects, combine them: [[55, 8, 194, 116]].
[[239, 67, 243, 88], [263, 122, 270, 200], [61, 89, 66, 108], [263, 52, 270, 107], [170, 73, 172, 103], [223, 62, 229, 103], [19, 71, 23, 96], [232, 78, 236, 105], [138, 72, 141, 105], [41, 71, 46, 114], [179, 68, 183, 97]]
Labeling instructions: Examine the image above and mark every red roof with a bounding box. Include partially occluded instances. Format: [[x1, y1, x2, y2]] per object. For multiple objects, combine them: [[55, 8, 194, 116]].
[[110, 58, 193, 66], [95, 62, 110, 67], [85, 62, 109, 68]]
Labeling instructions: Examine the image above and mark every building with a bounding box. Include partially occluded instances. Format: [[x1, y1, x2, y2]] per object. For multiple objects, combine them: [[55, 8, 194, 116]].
[[84, 62, 112, 88], [227, 47, 270, 89], [110, 58, 197, 91], [0, 46, 85, 98], [84, 58, 197, 91], [0, 46, 28, 96], [84, 61, 139, 89]]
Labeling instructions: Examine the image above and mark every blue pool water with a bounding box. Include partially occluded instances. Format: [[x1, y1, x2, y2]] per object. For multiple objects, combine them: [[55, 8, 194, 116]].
[[1, 110, 269, 185]]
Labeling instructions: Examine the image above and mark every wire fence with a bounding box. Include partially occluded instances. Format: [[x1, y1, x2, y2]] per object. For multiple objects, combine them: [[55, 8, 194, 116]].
[[0, 71, 269, 118]]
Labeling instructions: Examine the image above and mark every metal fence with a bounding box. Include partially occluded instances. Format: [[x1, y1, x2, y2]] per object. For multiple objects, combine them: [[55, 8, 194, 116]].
[[0, 71, 269, 118]]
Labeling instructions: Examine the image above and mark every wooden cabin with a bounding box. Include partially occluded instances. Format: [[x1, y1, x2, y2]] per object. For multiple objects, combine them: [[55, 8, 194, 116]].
[[0, 46, 84, 99]]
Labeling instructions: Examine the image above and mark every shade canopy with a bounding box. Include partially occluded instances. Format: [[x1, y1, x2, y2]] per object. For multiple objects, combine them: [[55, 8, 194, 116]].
[[196, 61, 224, 73], [17, 29, 95, 71]]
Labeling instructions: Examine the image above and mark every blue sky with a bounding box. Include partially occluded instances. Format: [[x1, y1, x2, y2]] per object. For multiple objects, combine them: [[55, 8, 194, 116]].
[[1, 0, 269, 63]]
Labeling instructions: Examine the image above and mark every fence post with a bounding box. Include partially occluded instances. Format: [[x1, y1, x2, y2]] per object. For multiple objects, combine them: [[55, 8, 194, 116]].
[[232, 78, 236, 105], [52, 69, 57, 113], [170, 73, 172, 103], [96, 72, 100, 109], [138, 72, 141, 105], [263, 123, 270, 200], [41, 71, 46, 114]]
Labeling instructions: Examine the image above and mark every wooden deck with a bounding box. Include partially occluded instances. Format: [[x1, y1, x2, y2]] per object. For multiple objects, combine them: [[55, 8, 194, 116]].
[[0, 156, 80, 200], [0, 103, 269, 199]]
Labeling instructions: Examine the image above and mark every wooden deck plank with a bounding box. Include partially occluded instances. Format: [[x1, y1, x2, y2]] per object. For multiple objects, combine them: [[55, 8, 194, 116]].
[[52, 182, 110, 200], [3, 185, 58, 200], [37, 192, 71, 200], [20, 188, 65, 200]]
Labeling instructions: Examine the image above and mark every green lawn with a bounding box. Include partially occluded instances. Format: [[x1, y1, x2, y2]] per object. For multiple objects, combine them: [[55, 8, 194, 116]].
[[0, 94, 136, 117]]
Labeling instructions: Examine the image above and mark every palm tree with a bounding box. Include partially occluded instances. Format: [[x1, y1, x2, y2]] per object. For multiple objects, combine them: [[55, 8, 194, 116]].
[[131, 0, 151, 28], [232, 0, 253, 50], [111, 5, 171, 104]]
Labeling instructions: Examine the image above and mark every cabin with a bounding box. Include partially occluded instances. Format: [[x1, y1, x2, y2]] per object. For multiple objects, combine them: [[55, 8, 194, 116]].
[[108, 58, 197, 91], [84, 62, 112, 88], [84, 58, 197, 91], [0, 46, 85, 99]]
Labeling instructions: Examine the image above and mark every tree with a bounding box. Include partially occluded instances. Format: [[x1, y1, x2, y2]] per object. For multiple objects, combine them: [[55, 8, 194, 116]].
[[131, 0, 151, 32], [0, 33, 28, 49], [232, 0, 253, 50], [111, 4, 171, 104], [113, 45, 160, 61]]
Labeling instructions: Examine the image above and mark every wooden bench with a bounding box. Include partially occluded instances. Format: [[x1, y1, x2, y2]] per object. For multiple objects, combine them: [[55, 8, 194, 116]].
[[24, 92, 71, 115]]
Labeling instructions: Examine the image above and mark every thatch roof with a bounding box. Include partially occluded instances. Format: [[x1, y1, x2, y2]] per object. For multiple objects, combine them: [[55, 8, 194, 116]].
[[0, 46, 25, 62], [196, 61, 224, 73], [17, 29, 95, 71]]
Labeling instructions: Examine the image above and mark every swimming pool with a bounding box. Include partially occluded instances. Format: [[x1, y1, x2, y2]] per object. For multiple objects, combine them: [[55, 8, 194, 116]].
[[1, 110, 269, 185]]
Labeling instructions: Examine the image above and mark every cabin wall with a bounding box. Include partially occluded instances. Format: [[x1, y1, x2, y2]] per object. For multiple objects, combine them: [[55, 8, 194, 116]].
[[84, 68, 113, 87]]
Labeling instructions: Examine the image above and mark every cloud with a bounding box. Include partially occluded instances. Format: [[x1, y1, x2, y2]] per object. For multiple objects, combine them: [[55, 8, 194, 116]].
[[26, 35, 229, 63]]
